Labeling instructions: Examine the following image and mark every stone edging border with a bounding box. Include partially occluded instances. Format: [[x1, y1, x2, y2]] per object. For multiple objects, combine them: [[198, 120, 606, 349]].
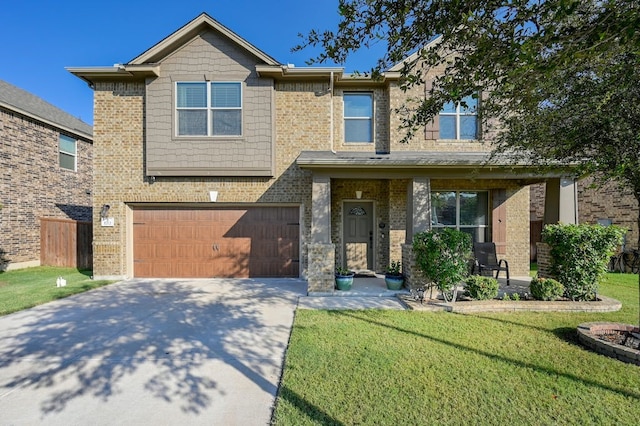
[[399, 295, 622, 313], [577, 322, 640, 366]]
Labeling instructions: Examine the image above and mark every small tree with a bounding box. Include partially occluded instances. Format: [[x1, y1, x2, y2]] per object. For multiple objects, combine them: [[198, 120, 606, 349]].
[[542, 224, 625, 301], [413, 228, 472, 302]]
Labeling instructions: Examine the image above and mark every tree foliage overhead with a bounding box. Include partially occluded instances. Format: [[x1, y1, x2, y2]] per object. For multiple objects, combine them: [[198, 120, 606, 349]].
[[297, 0, 640, 245]]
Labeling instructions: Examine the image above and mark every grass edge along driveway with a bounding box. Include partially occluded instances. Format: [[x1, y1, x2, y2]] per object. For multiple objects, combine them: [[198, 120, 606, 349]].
[[0, 266, 116, 316], [273, 273, 640, 425]]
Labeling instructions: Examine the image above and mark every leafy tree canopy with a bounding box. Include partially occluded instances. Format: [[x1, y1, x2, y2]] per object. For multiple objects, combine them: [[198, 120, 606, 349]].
[[297, 0, 640, 246]]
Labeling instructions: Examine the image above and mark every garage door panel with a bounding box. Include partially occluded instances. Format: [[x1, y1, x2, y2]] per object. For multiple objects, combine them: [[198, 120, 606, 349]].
[[133, 207, 299, 278]]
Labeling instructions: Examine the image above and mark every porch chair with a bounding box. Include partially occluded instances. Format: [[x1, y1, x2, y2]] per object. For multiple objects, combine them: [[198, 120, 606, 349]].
[[472, 242, 510, 285]]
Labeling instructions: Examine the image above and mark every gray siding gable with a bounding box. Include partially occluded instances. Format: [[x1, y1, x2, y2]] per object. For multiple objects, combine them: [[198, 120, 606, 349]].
[[145, 29, 274, 177]]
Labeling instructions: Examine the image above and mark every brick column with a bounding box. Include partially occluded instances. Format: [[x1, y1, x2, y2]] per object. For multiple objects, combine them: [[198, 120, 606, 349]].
[[307, 174, 335, 292], [406, 177, 432, 243]]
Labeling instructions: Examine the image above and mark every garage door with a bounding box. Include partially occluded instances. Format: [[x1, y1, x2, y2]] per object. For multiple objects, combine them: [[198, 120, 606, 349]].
[[133, 207, 299, 278]]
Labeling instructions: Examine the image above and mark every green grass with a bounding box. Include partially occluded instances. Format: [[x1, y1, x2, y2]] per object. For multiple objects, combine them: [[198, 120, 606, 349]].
[[0, 267, 115, 316], [273, 273, 640, 425]]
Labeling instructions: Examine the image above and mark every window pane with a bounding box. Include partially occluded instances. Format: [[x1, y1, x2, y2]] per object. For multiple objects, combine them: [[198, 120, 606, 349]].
[[178, 110, 207, 135], [431, 192, 456, 226], [177, 83, 207, 108], [59, 152, 75, 170], [212, 83, 241, 108], [441, 101, 457, 113], [345, 119, 372, 142], [344, 94, 372, 117], [460, 192, 488, 225], [212, 110, 241, 135], [439, 116, 456, 139], [460, 95, 478, 113], [459, 227, 488, 244], [460, 116, 477, 139], [59, 134, 76, 154]]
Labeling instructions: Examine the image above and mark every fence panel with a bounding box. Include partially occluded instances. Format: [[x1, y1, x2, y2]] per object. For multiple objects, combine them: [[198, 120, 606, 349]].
[[40, 218, 93, 269]]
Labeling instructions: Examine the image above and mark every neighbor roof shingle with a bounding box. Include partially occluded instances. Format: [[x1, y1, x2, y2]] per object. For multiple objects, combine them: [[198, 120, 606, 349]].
[[0, 79, 92, 139]]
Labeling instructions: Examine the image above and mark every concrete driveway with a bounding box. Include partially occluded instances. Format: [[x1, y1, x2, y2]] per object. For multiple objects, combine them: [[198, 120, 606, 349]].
[[0, 278, 306, 425]]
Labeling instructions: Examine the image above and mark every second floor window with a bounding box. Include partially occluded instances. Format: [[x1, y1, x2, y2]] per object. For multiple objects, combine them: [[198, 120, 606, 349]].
[[344, 92, 373, 143], [59, 134, 76, 171], [176, 82, 242, 136], [439, 95, 478, 140]]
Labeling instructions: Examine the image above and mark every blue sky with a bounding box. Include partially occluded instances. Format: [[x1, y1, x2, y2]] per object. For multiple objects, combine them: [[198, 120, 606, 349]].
[[1, 0, 385, 126]]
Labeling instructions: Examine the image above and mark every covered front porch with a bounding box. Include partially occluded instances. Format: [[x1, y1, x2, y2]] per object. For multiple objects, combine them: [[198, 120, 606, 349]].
[[299, 151, 576, 294]]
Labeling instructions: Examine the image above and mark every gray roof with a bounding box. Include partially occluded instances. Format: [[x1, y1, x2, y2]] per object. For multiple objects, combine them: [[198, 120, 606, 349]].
[[0, 79, 92, 140]]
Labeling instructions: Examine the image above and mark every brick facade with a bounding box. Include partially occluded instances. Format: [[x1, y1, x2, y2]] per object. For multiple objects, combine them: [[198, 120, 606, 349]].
[[0, 107, 92, 269], [79, 14, 542, 283]]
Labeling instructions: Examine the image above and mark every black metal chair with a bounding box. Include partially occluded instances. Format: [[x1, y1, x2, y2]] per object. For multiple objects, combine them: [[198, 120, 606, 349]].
[[472, 242, 510, 285]]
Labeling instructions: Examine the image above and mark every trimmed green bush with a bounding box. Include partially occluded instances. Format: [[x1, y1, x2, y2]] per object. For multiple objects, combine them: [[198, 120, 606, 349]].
[[542, 224, 625, 301], [413, 228, 472, 302], [464, 275, 499, 300], [529, 276, 564, 301]]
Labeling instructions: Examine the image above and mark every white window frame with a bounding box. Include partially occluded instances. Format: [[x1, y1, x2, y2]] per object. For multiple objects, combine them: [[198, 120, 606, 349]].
[[59, 134, 77, 171], [439, 96, 478, 140], [175, 81, 243, 137], [344, 92, 373, 143]]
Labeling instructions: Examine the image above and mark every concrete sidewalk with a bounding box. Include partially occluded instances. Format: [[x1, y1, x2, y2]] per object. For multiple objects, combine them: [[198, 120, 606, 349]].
[[0, 278, 305, 425]]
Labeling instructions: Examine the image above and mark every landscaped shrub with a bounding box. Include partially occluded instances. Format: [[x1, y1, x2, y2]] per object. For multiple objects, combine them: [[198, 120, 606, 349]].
[[413, 228, 472, 302], [542, 224, 624, 301], [529, 276, 565, 301], [464, 275, 499, 300]]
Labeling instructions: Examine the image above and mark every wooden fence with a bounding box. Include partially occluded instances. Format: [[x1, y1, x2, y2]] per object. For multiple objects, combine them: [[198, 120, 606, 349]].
[[40, 218, 93, 269]]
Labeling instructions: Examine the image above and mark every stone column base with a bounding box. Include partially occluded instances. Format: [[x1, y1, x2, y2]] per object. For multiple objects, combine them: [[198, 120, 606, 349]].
[[307, 243, 336, 293], [402, 244, 429, 290]]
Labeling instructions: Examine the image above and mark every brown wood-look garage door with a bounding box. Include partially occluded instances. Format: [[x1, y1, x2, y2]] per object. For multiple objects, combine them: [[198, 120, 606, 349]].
[[133, 207, 299, 278]]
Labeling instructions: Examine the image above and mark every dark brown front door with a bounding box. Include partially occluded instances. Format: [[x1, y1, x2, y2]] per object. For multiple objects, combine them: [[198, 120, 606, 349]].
[[133, 207, 299, 278]]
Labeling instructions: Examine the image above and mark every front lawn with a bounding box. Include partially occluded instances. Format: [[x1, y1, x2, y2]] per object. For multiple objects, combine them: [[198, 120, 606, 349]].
[[273, 273, 640, 425], [0, 267, 115, 316]]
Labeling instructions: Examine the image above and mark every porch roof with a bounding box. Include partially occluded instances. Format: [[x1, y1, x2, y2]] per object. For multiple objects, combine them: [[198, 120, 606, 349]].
[[296, 151, 567, 181]]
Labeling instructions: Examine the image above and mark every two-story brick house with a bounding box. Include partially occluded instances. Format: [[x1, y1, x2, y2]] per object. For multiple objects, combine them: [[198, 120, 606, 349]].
[[0, 79, 93, 270], [69, 13, 574, 291]]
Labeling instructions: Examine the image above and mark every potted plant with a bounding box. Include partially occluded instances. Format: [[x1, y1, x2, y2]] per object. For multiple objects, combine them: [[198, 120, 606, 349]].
[[335, 266, 355, 290], [384, 260, 404, 290]]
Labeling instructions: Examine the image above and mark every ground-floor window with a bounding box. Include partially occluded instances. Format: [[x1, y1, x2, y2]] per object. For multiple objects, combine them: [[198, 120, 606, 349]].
[[431, 191, 489, 243]]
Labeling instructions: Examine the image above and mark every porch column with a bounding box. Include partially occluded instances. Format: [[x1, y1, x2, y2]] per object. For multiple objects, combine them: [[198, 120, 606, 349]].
[[308, 174, 335, 293], [544, 177, 578, 224], [406, 177, 432, 242], [403, 177, 432, 289], [311, 174, 331, 243]]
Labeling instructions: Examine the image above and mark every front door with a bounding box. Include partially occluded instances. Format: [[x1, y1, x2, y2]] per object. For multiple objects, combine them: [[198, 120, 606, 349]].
[[343, 201, 374, 271]]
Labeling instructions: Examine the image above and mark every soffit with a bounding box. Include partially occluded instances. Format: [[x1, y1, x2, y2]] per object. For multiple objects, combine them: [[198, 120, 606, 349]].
[[296, 150, 570, 181]]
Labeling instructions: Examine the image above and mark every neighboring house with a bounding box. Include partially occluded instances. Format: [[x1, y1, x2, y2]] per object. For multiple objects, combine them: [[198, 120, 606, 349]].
[[530, 180, 639, 251], [0, 79, 93, 270], [69, 13, 574, 290]]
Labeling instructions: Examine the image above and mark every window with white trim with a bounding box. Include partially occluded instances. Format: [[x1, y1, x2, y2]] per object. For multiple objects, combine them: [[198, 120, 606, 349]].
[[431, 191, 489, 242], [176, 82, 242, 136], [344, 92, 373, 143], [59, 134, 76, 171], [439, 95, 478, 140]]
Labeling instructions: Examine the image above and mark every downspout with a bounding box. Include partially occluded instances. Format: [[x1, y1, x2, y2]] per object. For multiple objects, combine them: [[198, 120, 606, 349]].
[[330, 71, 336, 153]]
